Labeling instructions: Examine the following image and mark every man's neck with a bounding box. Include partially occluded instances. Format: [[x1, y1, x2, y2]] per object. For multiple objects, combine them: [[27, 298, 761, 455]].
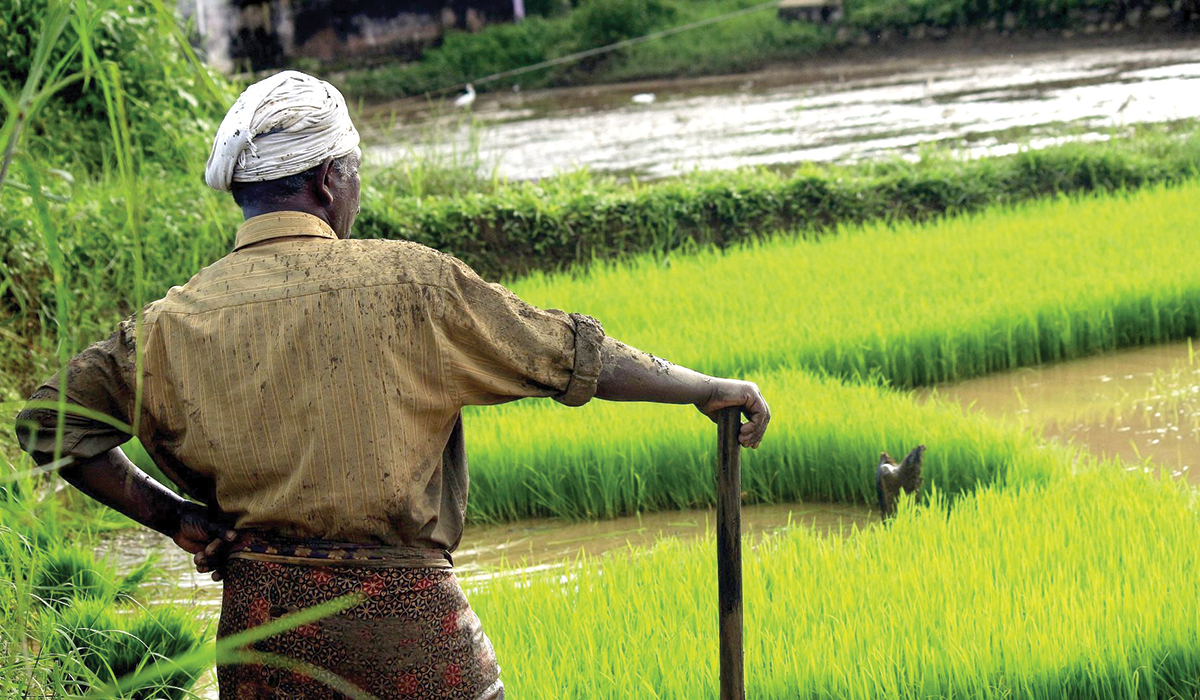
[[241, 203, 334, 233]]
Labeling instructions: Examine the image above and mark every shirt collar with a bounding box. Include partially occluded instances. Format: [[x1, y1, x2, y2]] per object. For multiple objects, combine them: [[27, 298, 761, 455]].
[[233, 211, 338, 251]]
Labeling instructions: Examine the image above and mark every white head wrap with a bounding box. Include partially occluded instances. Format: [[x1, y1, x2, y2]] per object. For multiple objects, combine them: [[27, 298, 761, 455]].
[[204, 70, 361, 192]]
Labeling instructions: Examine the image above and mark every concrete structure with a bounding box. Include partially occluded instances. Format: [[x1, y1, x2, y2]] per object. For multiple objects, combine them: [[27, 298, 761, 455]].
[[177, 0, 525, 72]]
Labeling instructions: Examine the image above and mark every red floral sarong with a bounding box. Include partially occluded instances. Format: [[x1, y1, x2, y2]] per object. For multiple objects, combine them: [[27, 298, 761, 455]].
[[217, 535, 503, 699]]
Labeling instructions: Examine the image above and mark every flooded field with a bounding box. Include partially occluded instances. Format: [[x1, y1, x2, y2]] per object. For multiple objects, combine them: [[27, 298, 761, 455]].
[[367, 42, 1200, 179], [97, 501, 875, 611], [926, 341, 1199, 483], [96, 340, 1197, 698]]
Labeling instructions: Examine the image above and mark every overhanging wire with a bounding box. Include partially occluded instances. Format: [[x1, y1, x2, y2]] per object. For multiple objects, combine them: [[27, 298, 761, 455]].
[[430, 0, 781, 98]]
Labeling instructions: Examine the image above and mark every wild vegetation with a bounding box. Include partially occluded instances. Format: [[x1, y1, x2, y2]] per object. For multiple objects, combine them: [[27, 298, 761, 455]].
[[0, 0, 229, 695]]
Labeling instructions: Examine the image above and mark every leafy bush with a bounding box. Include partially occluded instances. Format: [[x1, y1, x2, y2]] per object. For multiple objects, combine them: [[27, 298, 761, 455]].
[[602, 8, 824, 81], [340, 0, 692, 100], [569, 0, 678, 48], [0, 0, 231, 173], [841, 0, 1184, 30], [1, 169, 239, 392]]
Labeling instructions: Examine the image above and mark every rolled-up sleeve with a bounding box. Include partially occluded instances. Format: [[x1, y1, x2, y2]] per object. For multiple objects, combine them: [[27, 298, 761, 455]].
[[437, 257, 605, 407], [14, 317, 137, 463]]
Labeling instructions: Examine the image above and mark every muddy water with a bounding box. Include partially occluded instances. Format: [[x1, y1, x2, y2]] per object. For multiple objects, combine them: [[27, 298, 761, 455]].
[[924, 341, 1199, 483], [97, 501, 874, 610], [366, 42, 1200, 180]]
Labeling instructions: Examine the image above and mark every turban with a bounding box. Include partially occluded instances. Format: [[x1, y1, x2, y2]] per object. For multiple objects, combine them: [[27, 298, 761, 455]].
[[204, 71, 361, 192]]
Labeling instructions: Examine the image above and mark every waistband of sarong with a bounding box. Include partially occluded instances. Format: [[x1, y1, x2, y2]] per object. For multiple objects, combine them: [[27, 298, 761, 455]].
[[227, 532, 453, 569]]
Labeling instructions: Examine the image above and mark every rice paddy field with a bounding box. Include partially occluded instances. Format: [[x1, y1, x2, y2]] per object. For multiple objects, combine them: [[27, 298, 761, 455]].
[[445, 181, 1200, 698], [461, 181, 1200, 522], [11, 176, 1200, 699], [505, 182, 1200, 385], [472, 472, 1200, 699], [9, 5, 1200, 698]]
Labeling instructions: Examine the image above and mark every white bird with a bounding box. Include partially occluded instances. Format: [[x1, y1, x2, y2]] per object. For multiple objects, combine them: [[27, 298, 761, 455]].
[[454, 83, 476, 109], [631, 93, 656, 105]]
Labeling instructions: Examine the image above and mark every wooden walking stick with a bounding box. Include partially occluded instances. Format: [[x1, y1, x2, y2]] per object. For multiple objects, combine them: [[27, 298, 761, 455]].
[[716, 407, 745, 700]]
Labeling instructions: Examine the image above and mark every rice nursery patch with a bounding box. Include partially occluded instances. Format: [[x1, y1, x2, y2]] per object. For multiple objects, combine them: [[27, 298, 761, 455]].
[[470, 470, 1200, 699], [463, 368, 1059, 522], [505, 181, 1200, 386], [460, 181, 1200, 522], [0, 475, 208, 698]]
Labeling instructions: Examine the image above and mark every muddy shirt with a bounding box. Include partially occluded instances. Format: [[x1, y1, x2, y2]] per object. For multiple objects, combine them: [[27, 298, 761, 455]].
[[16, 211, 604, 550]]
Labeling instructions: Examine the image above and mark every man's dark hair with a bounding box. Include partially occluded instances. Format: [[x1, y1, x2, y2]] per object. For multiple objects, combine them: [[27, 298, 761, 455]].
[[230, 154, 357, 209]]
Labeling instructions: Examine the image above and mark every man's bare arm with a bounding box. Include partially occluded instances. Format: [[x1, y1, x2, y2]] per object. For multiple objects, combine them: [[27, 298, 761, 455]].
[[53, 448, 237, 578], [594, 338, 770, 449]]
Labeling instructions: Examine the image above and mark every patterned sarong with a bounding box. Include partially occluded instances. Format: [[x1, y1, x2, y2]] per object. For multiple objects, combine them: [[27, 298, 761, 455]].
[[217, 534, 503, 699]]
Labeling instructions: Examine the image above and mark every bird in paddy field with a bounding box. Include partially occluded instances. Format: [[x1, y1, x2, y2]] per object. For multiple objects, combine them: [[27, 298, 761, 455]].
[[454, 84, 476, 109], [876, 445, 925, 519]]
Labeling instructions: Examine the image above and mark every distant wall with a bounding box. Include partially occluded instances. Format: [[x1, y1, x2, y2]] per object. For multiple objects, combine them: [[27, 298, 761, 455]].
[[176, 0, 522, 71]]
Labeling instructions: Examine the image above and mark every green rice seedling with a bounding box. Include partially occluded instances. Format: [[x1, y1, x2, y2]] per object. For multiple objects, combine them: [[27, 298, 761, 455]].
[[32, 542, 118, 608], [0, 462, 211, 699], [505, 181, 1200, 385], [48, 598, 206, 699], [462, 367, 1059, 522], [470, 469, 1200, 698]]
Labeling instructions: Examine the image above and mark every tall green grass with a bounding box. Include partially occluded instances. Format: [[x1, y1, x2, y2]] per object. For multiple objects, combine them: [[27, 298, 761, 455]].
[[507, 181, 1200, 385], [1, 2, 226, 695], [471, 470, 1200, 698]]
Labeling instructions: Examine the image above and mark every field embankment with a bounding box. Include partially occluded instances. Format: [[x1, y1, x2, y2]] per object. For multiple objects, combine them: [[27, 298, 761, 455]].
[[459, 180, 1200, 522]]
